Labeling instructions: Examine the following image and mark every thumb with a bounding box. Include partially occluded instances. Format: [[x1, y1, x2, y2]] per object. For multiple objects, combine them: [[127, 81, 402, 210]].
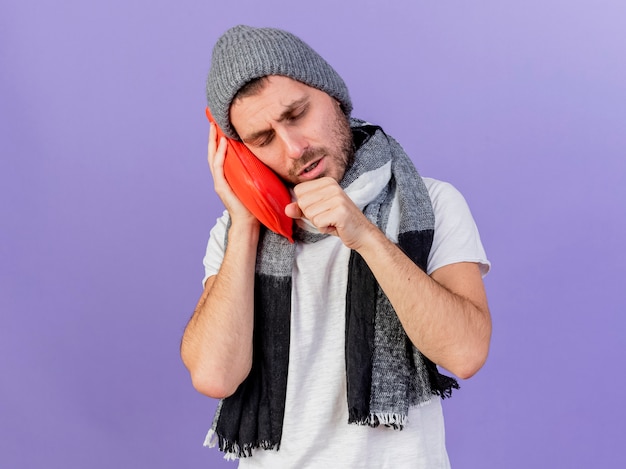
[[285, 202, 303, 219]]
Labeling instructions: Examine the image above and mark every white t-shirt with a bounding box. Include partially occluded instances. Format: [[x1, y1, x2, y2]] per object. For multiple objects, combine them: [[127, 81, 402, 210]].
[[202, 178, 490, 469]]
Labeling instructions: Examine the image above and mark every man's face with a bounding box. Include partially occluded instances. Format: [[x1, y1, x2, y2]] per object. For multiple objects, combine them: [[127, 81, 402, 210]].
[[229, 76, 354, 186]]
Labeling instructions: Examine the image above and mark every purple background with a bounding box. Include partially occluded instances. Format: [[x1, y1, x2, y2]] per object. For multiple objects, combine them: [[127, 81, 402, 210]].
[[2, 1, 625, 468]]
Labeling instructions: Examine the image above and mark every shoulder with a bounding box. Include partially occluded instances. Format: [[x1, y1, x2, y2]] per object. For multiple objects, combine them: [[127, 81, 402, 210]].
[[421, 177, 491, 276], [422, 177, 477, 226], [423, 177, 468, 210]]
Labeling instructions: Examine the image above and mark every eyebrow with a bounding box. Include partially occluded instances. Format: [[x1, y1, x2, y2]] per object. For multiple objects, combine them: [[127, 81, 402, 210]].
[[241, 97, 308, 144]]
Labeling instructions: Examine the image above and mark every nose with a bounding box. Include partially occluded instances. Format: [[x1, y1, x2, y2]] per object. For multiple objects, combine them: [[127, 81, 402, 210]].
[[279, 127, 308, 160]]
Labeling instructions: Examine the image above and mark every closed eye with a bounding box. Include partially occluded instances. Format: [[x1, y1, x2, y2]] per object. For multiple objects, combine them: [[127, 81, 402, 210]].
[[243, 127, 275, 147], [254, 131, 274, 147], [242, 98, 309, 147], [286, 104, 308, 122]]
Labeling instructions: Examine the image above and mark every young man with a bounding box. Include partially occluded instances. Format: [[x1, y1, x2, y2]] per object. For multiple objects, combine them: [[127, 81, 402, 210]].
[[181, 25, 491, 468]]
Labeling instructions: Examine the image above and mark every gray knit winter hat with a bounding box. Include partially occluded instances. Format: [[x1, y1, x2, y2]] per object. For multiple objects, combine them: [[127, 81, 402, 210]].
[[206, 25, 352, 140]]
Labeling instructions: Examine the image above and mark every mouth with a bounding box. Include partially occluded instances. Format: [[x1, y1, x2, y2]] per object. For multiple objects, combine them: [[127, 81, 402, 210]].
[[296, 156, 326, 181], [301, 159, 321, 175]]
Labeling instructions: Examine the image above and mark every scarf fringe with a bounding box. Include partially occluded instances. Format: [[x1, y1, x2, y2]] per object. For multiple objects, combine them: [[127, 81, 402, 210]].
[[204, 428, 280, 460], [349, 411, 409, 430], [431, 375, 461, 399]]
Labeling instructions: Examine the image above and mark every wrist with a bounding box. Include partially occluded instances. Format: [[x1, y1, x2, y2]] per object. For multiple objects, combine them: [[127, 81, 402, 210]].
[[228, 217, 261, 243], [350, 219, 386, 253]]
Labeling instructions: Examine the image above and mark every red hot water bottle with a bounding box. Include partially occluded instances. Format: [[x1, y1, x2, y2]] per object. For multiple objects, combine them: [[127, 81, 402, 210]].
[[205, 107, 294, 242]]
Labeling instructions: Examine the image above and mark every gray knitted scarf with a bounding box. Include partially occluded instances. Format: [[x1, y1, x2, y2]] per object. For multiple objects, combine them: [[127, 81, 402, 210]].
[[206, 120, 458, 459]]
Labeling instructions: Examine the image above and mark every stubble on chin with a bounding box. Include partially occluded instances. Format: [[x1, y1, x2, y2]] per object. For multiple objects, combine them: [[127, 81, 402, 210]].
[[316, 114, 355, 181], [284, 108, 354, 186]]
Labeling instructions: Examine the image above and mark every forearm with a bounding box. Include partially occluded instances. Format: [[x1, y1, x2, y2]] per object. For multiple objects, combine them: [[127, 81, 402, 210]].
[[289, 178, 490, 377], [355, 223, 491, 379], [181, 220, 259, 398]]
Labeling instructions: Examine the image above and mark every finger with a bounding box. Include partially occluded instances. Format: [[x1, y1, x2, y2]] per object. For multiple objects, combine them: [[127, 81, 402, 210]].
[[209, 135, 228, 179], [208, 123, 217, 167], [321, 225, 338, 236], [285, 202, 304, 219]]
